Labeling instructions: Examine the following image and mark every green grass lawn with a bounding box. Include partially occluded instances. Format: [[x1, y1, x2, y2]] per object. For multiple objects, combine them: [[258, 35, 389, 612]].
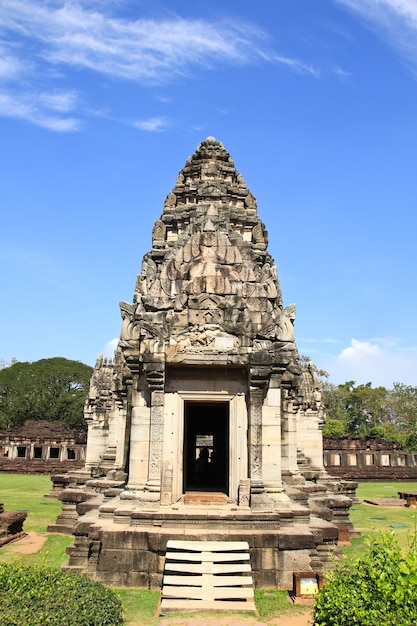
[[0, 474, 73, 567], [343, 481, 417, 558], [2, 475, 417, 624], [0, 473, 62, 533]]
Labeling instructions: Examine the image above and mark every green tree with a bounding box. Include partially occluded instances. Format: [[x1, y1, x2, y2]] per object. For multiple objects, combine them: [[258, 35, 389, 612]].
[[0, 358, 92, 431], [385, 383, 417, 449], [323, 381, 388, 438], [346, 382, 387, 436], [322, 381, 351, 436]]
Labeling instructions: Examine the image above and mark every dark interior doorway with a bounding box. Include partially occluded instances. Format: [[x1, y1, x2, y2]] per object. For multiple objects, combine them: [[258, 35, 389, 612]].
[[183, 401, 229, 494]]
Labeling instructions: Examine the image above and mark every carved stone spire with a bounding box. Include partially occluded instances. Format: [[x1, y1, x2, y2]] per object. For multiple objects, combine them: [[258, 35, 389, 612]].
[[163, 136, 257, 214], [116, 136, 301, 373]]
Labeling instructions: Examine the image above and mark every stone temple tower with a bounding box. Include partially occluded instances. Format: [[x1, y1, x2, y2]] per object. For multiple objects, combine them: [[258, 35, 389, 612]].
[[51, 137, 354, 589]]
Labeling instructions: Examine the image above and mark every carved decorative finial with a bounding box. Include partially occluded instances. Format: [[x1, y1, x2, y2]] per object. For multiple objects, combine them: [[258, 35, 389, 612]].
[[198, 136, 225, 150]]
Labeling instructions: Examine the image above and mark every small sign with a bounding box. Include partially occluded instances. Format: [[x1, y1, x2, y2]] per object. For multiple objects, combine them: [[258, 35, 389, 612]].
[[293, 571, 323, 599], [299, 577, 319, 596]]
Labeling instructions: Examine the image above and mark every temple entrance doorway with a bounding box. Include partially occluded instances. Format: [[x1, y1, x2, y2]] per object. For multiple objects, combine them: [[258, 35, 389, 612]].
[[183, 401, 229, 495]]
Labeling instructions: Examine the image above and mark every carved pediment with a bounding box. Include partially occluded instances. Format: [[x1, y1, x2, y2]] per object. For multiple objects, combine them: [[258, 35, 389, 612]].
[[188, 294, 222, 310]]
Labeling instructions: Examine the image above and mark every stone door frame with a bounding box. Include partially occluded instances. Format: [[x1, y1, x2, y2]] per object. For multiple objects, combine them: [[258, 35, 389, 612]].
[[183, 399, 229, 494], [163, 390, 248, 504]]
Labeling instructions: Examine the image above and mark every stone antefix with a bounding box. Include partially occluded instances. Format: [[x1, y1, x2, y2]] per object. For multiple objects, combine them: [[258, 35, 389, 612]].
[[51, 137, 354, 588]]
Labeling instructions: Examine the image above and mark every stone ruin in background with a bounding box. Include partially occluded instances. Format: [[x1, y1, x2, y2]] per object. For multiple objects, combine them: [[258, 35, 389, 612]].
[[0, 504, 26, 547], [50, 137, 355, 588], [0, 420, 86, 474]]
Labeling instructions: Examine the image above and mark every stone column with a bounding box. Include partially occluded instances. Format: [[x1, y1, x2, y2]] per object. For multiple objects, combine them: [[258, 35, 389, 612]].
[[281, 392, 301, 482], [144, 364, 165, 494], [262, 387, 282, 489], [145, 390, 164, 492], [127, 402, 150, 490], [248, 386, 264, 493], [114, 401, 128, 471], [84, 415, 109, 473], [248, 365, 271, 496]]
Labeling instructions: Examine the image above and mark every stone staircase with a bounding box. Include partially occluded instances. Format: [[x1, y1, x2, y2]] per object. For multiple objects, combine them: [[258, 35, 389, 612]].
[[160, 540, 256, 614]]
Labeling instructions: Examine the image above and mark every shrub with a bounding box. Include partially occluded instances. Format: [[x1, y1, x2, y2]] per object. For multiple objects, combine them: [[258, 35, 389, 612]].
[[314, 531, 417, 626], [0, 563, 123, 625]]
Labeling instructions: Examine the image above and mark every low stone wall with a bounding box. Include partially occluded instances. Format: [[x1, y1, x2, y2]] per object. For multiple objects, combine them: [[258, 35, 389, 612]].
[[325, 465, 417, 481], [0, 421, 86, 474], [324, 437, 417, 481], [0, 458, 85, 475]]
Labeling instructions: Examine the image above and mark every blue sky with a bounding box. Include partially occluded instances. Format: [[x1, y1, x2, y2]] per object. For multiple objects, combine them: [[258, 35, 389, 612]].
[[1, 0, 416, 389]]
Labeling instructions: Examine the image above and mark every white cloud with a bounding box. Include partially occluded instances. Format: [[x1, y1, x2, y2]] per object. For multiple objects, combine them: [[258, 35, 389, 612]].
[[335, 0, 417, 24], [103, 338, 118, 358], [334, 0, 417, 73], [267, 53, 322, 78], [132, 117, 168, 132], [322, 337, 417, 388], [0, 0, 325, 130], [0, 90, 80, 131], [0, 50, 24, 80], [340, 338, 382, 361], [0, 1, 283, 81]]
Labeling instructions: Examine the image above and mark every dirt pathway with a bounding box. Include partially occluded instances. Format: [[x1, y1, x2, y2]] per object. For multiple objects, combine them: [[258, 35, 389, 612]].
[[159, 610, 313, 626], [5, 531, 46, 554]]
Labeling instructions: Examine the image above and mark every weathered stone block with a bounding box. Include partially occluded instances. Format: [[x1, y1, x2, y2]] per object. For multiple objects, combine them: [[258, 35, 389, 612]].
[[278, 530, 315, 551], [149, 573, 163, 589], [256, 569, 279, 588], [261, 547, 277, 570], [132, 550, 159, 572], [97, 548, 133, 571], [99, 529, 149, 551], [127, 571, 151, 587], [253, 533, 278, 549]]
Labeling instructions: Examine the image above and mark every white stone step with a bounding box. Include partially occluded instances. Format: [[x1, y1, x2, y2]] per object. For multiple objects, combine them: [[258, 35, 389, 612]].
[[165, 550, 250, 563], [160, 599, 257, 611], [164, 561, 252, 574], [160, 540, 256, 615]]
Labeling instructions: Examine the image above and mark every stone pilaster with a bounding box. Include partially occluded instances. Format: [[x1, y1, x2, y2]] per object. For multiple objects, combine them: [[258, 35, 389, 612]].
[[248, 365, 270, 495], [281, 390, 303, 483], [127, 402, 150, 490], [144, 365, 165, 494], [262, 387, 282, 490], [248, 387, 264, 493]]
